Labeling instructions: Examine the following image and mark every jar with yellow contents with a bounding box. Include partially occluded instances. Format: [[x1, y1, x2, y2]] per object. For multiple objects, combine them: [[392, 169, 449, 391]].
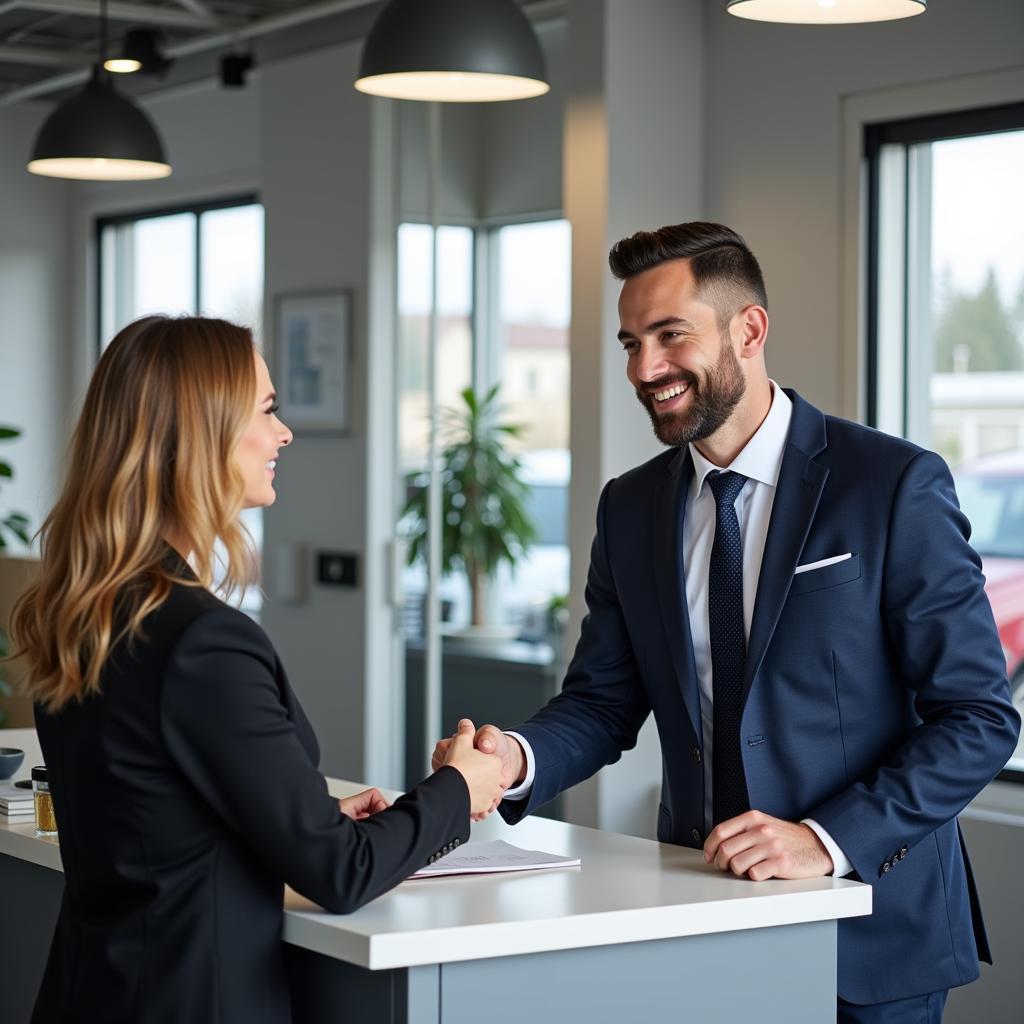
[[32, 766, 57, 835]]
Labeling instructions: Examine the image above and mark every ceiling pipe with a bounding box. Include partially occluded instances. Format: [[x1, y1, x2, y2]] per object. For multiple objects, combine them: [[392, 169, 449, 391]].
[[1, 0, 563, 106]]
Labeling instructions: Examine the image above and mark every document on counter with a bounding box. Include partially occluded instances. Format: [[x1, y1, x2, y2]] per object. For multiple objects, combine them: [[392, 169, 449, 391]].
[[410, 839, 581, 879]]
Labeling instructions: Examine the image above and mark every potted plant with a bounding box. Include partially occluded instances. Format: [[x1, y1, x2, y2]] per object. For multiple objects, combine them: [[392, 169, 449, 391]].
[[0, 425, 30, 727], [402, 385, 537, 634], [0, 426, 30, 552]]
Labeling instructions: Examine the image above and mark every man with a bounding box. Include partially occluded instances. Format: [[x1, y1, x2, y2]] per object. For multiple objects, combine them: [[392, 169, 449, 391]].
[[433, 222, 1020, 1022]]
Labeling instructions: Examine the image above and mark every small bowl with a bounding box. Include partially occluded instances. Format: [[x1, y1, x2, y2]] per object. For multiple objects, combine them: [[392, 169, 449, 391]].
[[0, 748, 25, 780]]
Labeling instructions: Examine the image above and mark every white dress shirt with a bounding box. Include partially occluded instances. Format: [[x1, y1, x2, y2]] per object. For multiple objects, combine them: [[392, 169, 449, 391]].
[[506, 382, 851, 877]]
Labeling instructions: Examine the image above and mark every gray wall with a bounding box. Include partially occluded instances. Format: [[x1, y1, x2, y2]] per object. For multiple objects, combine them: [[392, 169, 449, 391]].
[[0, 106, 70, 545], [258, 41, 374, 781]]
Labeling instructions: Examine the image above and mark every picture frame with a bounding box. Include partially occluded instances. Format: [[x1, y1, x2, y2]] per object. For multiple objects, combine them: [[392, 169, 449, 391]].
[[273, 290, 352, 434]]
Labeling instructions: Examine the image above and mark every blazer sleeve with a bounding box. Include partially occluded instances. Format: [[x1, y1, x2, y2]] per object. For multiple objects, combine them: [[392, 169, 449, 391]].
[[501, 478, 651, 823], [160, 606, 470, 914], [809, 449, 1020, 879]]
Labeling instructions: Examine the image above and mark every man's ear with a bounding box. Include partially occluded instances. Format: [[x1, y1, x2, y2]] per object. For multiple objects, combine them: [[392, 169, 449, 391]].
[[734, 305, 769, 360]]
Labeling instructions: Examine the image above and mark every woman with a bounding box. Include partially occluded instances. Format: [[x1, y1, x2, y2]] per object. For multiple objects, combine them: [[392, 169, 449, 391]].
[[10, 316, 504, 1024]]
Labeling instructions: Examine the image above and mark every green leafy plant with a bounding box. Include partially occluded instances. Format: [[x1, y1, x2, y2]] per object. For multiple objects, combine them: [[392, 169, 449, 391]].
[[403, 386, 537, 627], [0, 426, 30, 551]]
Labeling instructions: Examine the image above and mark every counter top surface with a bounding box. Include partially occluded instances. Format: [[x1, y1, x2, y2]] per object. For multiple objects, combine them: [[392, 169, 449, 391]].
[[1, 729, 871, 970]]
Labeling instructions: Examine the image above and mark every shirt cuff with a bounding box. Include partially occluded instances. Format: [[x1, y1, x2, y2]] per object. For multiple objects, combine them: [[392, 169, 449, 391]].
[[500, 731, 535, 800], [802, 818, 853, 877]]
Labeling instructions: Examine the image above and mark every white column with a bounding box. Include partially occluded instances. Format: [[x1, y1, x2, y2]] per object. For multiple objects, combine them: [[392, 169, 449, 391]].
[[562, 0, 705, 837]]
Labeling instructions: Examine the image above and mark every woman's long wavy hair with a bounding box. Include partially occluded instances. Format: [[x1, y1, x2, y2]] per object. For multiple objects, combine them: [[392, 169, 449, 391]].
[[10, 316, 258, 711]]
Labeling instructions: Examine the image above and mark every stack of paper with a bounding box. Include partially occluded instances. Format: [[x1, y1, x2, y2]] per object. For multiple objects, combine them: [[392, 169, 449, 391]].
[[411, 839, 580, 878], [0, 780, 34, 821]]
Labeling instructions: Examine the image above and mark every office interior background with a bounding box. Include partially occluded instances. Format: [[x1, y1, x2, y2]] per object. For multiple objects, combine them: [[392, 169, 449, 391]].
[[1, 1, 1022, 1019]]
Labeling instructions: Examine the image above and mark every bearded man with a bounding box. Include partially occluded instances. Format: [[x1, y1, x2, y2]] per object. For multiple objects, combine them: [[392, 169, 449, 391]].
[[434, 221, 1019, 1023]]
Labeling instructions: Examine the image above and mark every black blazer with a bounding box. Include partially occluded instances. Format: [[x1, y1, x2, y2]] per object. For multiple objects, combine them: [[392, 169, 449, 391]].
[[32, 570, 469, 1024]]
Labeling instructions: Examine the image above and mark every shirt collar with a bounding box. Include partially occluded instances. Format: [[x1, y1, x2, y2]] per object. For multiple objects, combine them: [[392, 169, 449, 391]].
[[688, 381, 793, 495]]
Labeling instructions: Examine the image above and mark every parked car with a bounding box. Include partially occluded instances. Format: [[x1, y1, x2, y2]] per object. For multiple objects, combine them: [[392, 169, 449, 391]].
[[953, 449, 1024, 714]]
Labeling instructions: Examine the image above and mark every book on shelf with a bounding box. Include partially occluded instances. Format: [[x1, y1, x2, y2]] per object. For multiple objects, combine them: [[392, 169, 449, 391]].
[[0, 780, 34, 813]]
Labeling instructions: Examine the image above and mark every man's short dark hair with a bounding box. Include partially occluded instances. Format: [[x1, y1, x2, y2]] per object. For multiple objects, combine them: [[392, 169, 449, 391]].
[[608, 222, 767, 326]]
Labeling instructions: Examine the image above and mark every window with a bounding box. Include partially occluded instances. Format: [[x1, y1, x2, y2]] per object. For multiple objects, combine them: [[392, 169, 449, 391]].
[[398, 219, 571, 638], [97, 197, 266, 616], [867, 104, 1024, 776]]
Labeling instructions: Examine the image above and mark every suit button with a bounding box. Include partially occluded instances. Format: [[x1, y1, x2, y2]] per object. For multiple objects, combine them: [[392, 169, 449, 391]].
[[881, 861, 891, 874], [691, 828, 702, 843], [692, 747, 702, 763], [899, 847, 908, 859], [453, 838, 461, 846]]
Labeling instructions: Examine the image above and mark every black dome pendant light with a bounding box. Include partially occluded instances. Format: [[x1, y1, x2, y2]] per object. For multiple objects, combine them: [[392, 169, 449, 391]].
[[27, 0, 171, 180], [355, 0, 549, 102], [726, 0, 926, 24]]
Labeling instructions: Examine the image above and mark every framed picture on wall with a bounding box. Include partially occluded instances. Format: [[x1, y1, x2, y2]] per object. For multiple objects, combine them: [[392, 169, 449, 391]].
[[273, 290, 352, 434]]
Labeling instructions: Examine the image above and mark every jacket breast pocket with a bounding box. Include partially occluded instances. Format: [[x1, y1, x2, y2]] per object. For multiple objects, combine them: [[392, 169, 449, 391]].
[[788, 554, 862, 597]]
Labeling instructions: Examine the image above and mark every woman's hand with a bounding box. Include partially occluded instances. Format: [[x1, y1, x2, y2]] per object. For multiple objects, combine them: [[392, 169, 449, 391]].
[[442, 719, 506, 818], [339, 788, 389, 820]]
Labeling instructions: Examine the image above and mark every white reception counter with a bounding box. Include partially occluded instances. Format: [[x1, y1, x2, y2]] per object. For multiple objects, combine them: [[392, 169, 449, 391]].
[[0, 728, 871, 1023]]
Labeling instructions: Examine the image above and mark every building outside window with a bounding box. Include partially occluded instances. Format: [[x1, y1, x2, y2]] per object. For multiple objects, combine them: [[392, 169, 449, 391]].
[[868, 105, 1024, 774], [397, 218, 571, 638], [98, 198, 266, 617]]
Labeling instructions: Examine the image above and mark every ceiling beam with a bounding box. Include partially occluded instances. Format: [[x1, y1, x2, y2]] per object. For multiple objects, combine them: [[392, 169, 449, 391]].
[[173, 0, 215, 17], [0, 42, 83, 65], [0, 0, 222, 29]]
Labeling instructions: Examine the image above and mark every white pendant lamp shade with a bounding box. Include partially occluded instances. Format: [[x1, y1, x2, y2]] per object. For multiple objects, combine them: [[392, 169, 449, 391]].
[[355, 0, 549, 102], [28, 67, 171, 181], [727, 0, 926, 24]]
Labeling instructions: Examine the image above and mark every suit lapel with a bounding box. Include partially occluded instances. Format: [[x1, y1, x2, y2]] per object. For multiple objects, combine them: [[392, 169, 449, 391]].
[[652, 448, 702, 739], [742, 392, 829, 702]]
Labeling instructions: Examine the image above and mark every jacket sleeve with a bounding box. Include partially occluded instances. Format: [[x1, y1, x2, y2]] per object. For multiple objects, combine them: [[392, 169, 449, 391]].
[[160, 606, 470, 914], [501, 479, 651, 823], [809, 449, 1020, 880]]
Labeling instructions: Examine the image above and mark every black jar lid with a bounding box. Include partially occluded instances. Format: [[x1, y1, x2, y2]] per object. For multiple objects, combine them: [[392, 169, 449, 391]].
[[31, 765, 48, 781]]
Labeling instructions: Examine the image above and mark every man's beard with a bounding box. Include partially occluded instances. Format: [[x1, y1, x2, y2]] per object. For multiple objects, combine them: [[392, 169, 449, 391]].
[[635, 338, 746, 448]]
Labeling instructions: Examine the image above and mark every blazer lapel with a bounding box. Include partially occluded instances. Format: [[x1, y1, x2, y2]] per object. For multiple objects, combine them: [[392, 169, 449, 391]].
[[652, 447, 702, 739], [743, 392, 829, 702]]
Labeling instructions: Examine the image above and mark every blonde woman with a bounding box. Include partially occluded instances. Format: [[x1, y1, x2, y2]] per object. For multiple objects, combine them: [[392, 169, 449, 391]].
[[10, 316, 503, 1024]]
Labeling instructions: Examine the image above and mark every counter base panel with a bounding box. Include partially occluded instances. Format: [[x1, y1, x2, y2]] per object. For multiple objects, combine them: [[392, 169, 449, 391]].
[[287, 919, 837, 1024]]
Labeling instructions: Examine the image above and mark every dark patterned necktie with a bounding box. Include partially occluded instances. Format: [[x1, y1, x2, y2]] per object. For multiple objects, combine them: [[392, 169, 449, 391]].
[[707, 470, 751, 826]]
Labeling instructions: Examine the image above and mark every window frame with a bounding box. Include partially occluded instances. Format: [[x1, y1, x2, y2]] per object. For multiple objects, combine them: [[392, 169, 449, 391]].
[[865, 102, 1024, 783], [94, 193, 259, 358]]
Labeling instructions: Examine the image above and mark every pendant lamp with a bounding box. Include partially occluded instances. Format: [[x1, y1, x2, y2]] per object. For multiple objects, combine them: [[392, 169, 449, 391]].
[[27, 0, 171, 180], [726, 0, 925, 23], [355, 0, 549, 102]]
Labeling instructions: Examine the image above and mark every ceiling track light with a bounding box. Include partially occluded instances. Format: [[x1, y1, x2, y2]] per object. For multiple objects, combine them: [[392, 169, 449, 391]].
[[355, 0, 550, 103], [105, 27, 174, 77], [220, 51, 255, 88], [27, 0, 171, 180], [726, 0, 926, 24]]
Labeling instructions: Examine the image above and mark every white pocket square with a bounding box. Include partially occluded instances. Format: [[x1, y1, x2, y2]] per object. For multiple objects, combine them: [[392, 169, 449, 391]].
[[794, 553, 853, 575]]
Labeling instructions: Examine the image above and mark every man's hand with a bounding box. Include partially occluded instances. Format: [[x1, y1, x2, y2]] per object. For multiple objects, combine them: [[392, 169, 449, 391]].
[[339, 788, 389, 820], [431, 723, 527, 821], [702, 810, 834, 880]]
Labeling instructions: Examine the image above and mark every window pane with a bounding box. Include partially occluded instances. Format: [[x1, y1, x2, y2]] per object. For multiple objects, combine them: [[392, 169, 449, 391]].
[[200, 205, 265, 343], [877, 125, 1024, 772], [495, 220, 572, 633], [397, 223, 473, 471], [132, 212, 196, 321]]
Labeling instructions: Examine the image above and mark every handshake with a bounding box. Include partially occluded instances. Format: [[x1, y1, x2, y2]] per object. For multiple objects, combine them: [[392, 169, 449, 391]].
[[432, 720, 528, 820]]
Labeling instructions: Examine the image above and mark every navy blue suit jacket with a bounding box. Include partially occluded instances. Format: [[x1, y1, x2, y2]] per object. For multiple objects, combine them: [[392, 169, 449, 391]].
[[502, 390, 1020, 1004]]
